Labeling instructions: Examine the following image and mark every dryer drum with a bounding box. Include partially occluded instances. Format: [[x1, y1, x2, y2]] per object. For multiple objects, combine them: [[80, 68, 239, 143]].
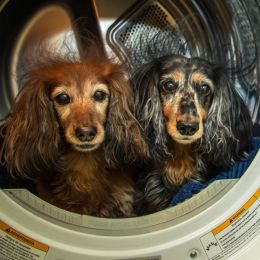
[[0, 0, 259, 259], [107, 0, 260, 125]]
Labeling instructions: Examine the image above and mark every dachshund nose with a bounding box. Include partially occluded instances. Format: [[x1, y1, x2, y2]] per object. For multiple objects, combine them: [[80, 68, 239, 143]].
[[177, 121, 199, 136], [75, 127, 97, 142]]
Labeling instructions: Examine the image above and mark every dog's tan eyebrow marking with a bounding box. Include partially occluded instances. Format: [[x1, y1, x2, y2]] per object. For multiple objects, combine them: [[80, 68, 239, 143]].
[[51, 86, 71, 99], [170, 70, 185, 82], [190, 72, 212, 85], [161, 70, 184, 81], [92, 83, 109, 93]]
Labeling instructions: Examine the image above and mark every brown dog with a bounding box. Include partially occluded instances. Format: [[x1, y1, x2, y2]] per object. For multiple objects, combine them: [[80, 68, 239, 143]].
[[0, 47, 149, 217]]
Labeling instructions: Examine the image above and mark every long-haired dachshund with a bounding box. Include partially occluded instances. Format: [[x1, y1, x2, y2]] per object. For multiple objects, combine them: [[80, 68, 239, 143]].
[[0, 46, 149, 217], [133, 54, 253, 214]]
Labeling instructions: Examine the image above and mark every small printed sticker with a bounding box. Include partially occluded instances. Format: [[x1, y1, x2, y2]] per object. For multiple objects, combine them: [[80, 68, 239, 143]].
[[200, 188, 260, 260], [0, 219, 49, 260]]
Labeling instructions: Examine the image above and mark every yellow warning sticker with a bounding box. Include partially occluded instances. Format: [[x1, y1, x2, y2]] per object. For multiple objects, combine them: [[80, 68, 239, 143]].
[[0, 219, 49, 259], [200, 187, 260, 260], [212, 196, 257, 235]]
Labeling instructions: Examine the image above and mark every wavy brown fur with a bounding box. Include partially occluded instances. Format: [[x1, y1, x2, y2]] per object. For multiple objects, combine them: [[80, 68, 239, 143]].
[[0, 43, 149, 217]]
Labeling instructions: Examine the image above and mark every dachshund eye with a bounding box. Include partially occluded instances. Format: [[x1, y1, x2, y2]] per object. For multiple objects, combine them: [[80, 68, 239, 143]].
[[55, 93, 70, 105], [198, 84, 211, 94], [161, 79, 178, 93], [93, 90, 107, 102]]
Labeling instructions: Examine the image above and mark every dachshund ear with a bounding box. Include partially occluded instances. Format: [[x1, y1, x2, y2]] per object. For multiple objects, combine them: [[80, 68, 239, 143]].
[[104, 66, 150, 165], [0, 77, 60, 179], [202, 70, 253, 169], [132, 61, 168, 161]]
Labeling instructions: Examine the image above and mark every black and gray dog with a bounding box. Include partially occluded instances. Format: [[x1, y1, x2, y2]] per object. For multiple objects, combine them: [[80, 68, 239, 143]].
[[132, 53, 253, 214]]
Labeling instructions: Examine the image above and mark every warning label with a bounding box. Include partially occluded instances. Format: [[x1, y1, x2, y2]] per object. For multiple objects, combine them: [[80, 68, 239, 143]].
[[200, 188, 260, 260], [0, 220, 49, 260]]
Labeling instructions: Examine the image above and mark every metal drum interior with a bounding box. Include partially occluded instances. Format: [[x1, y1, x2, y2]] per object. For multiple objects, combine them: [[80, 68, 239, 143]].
[[106, 0, 260, 124], [0, 0, 259, 123]]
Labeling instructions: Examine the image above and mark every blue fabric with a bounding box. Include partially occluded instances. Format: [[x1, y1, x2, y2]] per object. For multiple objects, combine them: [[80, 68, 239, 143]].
[[170, 137, 260, 206]]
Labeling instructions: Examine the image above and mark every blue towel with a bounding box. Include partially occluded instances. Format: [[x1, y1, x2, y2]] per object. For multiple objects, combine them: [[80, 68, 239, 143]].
[[170, 137, 260, 206]]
